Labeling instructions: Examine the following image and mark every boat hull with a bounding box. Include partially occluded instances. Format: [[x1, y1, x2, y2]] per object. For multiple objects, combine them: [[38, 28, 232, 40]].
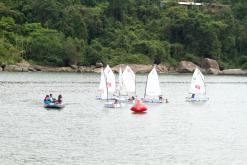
[[115, 97, 135, 104], [96, 95, 117, 100], [142, 98, 163, 103], [104, 102, 125, 108], [44, 103, 65, 109], [185, 97, 209, 102]]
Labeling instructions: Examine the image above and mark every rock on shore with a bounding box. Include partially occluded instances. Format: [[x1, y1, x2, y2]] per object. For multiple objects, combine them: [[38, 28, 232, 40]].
[[201, 58, 219, 70], [3, 65, 23, 72], [206, 68, 222, 75], [112, 64, 168, 73], [222, 69, 246, 75], [177, 61, 199, 73], [200, 58, 221, 75]]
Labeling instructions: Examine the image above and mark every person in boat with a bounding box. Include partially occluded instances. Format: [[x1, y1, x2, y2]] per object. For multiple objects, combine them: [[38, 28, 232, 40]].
[[191, 94, 195, 99], [44, 95, 50, 104], [49, 94, 55, 103], [55, 95, 63, 104], [159, 95, 164, 102], [128, 96, 135, 101], [113, 99, 119, 104]]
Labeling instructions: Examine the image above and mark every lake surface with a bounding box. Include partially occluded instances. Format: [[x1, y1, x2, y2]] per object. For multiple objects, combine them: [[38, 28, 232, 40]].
[[1, 72, 247, 165]]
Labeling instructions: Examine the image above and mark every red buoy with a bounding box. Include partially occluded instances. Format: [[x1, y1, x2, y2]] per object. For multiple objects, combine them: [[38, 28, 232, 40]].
[[130, 100, 147, 113]]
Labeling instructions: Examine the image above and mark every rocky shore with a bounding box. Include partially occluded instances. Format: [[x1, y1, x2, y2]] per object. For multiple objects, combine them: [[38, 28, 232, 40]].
[[1, 58, 247, 75]]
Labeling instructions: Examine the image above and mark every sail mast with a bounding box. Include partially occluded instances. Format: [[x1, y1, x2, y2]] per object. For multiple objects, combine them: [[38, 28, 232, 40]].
[[144, 71, 149, 99], [133, 68, 136, 96]]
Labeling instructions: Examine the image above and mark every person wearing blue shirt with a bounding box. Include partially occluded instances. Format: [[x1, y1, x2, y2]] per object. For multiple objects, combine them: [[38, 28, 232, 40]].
[[44, 95, 50, 104]]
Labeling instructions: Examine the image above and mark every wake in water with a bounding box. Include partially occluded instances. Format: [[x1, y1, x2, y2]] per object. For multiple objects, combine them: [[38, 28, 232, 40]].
[[29, 100, 81, 107]]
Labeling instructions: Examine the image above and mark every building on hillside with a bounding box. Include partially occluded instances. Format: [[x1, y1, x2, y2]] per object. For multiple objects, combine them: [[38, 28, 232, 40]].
[[178, 1, 203, 6]]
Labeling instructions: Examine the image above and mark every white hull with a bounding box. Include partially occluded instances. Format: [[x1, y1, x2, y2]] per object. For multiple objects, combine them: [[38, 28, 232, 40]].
[[96, 96, 116, 100], [185, 97, 209, 102], [142, 98, 164, 103], [104, 102, 125, 108], [114, 95, 136, 104], [44, 103, 65, 109]]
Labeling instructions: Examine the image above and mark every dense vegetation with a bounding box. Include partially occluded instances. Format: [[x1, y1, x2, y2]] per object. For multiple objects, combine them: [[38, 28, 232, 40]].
[[1, 0, 247, 69]]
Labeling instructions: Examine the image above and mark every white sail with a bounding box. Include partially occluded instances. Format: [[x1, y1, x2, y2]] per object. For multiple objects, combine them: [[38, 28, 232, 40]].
[[122, 65, 135, 95], [97, 68, 107, 99], [104, 65, 116, 93], [118, 67, 123, 90], [189, 68, 206, 94], [145, 66, 161, 97]]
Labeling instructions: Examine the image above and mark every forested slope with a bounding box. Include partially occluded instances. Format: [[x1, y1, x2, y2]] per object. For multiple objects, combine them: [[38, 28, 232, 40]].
[[1, 0, 247, 69]]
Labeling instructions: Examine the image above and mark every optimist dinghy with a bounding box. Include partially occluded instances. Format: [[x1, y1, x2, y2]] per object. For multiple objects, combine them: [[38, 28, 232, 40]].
[[186, 68, 209, 102], [142, 66, 164, 103], [100, 65, 124, 108], [114, 65, 136, 103], [96, 66, 116, 100]]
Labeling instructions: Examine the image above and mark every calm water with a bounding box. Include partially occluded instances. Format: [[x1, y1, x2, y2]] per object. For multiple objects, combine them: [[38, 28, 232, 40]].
[[1, 72, 247, 165]]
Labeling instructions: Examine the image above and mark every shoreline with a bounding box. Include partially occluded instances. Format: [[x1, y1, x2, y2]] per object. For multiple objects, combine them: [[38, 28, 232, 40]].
[[1, 59, 247, 75]]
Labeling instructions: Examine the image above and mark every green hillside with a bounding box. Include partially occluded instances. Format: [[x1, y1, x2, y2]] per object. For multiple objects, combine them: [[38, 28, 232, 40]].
[[1, 0, 247, 69]]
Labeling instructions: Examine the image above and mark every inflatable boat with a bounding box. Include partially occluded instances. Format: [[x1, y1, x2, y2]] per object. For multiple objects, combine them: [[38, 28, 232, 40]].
[[44, 103, 65, 109]]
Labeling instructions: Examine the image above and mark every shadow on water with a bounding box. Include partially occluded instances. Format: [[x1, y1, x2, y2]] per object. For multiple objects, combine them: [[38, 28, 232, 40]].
[[131, 111, 147, 115], [45, 108, 63, 111], [186, 101, 209, 107]]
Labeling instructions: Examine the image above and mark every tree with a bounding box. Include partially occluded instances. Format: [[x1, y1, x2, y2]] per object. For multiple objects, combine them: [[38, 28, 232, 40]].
[[28, 28, 64, 66], [108, 0, 129, 21], [63, 37, 85, 66]]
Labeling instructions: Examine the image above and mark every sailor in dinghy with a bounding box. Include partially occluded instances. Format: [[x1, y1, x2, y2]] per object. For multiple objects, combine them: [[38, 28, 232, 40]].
[[116, 65, 136, 103], [186, 68, 209, 102], [96, 67, 115, 100], [103, 65, 124, 108], [142, 66, 165, 103]]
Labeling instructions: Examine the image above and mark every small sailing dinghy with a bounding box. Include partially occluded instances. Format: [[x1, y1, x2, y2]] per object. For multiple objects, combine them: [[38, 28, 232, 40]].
[[116, 65, 136, 103], [186, 68, 209, 102], [103, 65, 123, 108], [44, 103, 65, 109], [96, 66, 115, 100], [142, 66, 164, 103]]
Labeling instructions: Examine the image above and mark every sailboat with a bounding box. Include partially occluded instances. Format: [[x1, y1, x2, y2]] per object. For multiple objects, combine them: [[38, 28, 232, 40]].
[[142, 66, 164, 103], [96, 65, 117, 100], [103, 65, 123, 108], [116, 65, 136, 102], [186, 68, 209, 102]]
